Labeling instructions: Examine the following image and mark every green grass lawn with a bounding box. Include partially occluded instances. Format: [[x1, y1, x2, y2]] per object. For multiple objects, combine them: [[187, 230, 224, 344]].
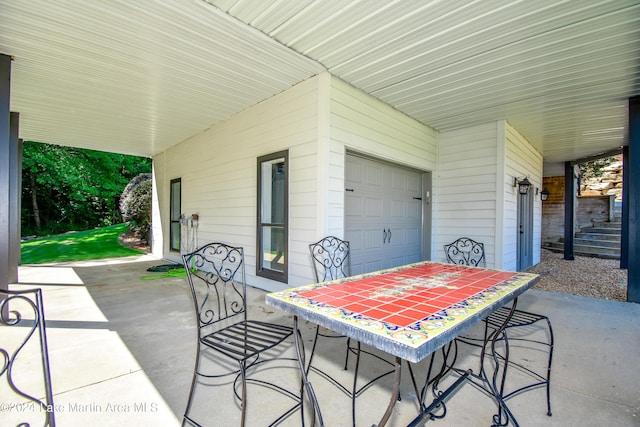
[[21, 224, 145, 264]]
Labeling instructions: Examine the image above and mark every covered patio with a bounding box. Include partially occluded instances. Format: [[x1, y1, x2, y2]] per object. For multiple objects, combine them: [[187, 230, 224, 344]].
[[2, 2, 640, 424], [10, 255, 640, 426], [2, 0, 640, 301]]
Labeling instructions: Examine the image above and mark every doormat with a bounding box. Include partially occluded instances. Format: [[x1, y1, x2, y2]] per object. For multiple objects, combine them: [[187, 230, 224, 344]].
[[141, 263, 187, 280]]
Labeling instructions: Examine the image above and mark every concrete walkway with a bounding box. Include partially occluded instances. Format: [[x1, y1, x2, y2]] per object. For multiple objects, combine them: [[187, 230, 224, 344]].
[[7, 255, 640, 426]]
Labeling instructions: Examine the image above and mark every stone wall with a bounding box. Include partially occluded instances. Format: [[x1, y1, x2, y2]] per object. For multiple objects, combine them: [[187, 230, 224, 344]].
[[580, 157, 623, 202], [541, 176, 615, 244]]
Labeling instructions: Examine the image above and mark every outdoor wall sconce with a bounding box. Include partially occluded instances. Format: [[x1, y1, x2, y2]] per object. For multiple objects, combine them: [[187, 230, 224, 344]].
[[513, 176, 531, 195], [540, 188, 550, 201]]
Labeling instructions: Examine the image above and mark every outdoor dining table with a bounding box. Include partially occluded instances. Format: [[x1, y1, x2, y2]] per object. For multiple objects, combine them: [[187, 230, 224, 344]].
[[266, 261, 539, 426]]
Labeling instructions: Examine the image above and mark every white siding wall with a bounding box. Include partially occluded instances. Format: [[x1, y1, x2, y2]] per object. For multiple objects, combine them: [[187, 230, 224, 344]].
[[153, 76, 321, 292], [435, 122, 500, 266], [152, 72, 437, 291], [327, 76, 437, 235], [151, 154, 165, 259], [435, 121, 543, 271], [503, 121, 543, 270]]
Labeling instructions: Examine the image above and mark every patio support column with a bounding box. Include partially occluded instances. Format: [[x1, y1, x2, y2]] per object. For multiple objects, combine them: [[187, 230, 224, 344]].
[[8, 112, 21, 283], [563, 161, 575, 260], [621, 145, 629, 270], [628, 96, 640, 303], [0, 54, 11, 294]]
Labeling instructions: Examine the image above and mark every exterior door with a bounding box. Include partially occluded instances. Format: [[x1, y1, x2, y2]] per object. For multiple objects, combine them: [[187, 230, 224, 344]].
[[345, 154, 424, 275], [517, 189, 534, 271]]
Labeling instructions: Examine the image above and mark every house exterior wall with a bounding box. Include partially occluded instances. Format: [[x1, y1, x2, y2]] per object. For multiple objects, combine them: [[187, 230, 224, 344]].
[[435, 122, 500, 266], [152, 72, 438, 292], [153, 75, 321, 291], [152, 72, 542, 291], [541, 176, 565, 244], [327, 76, 438, 233], [503, 121, 543, 270], [435, 121, 543, 270]]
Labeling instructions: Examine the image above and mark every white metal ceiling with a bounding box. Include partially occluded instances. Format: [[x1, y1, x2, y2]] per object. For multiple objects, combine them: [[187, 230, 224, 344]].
[[2, 0, 639, 169]]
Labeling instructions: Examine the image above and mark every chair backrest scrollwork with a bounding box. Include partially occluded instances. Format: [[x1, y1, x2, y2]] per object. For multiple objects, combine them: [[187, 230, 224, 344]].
[[182, 243, 247, 330], [309, 236, 352, 282], [443, 237, 486, 268]]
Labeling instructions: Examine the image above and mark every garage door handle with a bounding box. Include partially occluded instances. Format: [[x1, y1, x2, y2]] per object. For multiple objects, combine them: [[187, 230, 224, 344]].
[[387, 229, 392, 243], [383, 229, 387, 244]]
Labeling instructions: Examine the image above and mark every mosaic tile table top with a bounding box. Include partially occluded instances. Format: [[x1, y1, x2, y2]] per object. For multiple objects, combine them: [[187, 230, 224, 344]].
[[266, 261, 539, 363]]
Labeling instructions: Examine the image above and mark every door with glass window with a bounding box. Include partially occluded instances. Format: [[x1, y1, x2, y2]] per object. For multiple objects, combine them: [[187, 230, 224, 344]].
[[169, 178, 181, 252], [257, 151, 288, 282]]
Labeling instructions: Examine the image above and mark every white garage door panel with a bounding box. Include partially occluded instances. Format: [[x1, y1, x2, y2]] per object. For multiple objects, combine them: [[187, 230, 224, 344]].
[[346, 154, 424, 273], [404, 228, 419, 245], [366, 198, 383, 218], [345, 192, 362, 216], [364, 229, 383, 249]]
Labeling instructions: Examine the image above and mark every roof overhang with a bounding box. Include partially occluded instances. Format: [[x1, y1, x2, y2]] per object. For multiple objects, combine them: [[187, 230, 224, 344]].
[[2, 0, 639, 171]]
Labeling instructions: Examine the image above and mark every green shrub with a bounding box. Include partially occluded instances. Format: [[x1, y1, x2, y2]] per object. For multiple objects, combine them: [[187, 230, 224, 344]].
[[120, 173, 152, 243]]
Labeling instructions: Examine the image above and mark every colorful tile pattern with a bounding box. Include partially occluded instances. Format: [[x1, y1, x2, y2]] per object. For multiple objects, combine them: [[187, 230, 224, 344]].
[[266, 261, 539, 362]]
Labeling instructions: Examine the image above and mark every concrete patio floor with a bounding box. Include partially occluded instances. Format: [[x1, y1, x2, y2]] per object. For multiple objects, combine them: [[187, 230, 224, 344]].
[[7, 255, 640, 426]]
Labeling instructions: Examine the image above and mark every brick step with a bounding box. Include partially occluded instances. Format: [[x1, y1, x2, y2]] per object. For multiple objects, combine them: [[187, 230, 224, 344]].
[[572, 233, 621, 242], [543, 244, 621, 260], [545, 241, 621, 257], [590, 220, 622, 228], [581, 226, 621, 234], [564, 238, 621, 249]]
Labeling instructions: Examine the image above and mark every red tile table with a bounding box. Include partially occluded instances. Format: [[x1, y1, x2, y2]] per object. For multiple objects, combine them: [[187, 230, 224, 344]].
[[266, 261, 539, 426]]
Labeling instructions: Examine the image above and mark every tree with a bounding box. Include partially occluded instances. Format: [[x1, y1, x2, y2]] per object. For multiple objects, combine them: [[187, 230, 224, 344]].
[[119, 173, 152, 243], [21, 141, 152, 236]]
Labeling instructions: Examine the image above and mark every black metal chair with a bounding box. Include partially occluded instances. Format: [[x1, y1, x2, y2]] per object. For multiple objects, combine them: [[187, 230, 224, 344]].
[[308, 236, 396, 427], [444, 237, 554, 417], [444, 237, 486, 267], [182, 243, 298, 427], [1, 288, 56, 427]]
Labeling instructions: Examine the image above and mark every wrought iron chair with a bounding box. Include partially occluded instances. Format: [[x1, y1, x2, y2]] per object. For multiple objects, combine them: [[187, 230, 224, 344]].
[[444, 237, 486, 267], [182, 243, 298, 427], [444, 237, 554, 416], [1, 288, 56, 427], [308, 236, 396, 427]]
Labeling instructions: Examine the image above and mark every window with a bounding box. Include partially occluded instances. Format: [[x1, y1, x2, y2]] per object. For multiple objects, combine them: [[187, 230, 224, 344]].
[[257, 151, 288, 282], [170, 178, 181, 252]]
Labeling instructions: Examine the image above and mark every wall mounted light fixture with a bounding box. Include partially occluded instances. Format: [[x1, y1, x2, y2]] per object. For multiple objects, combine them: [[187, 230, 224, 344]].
[[513, 176, 531, 195], [540, 188, 550, 201]]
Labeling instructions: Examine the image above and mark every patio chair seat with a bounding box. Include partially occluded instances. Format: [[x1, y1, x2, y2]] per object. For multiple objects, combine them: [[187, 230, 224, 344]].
[[200, 320, 293, 361]]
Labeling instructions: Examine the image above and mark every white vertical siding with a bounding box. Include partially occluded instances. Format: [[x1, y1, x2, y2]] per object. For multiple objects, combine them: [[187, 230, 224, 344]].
[[435, 122, 499, 266], [503, 121, 543, 270]]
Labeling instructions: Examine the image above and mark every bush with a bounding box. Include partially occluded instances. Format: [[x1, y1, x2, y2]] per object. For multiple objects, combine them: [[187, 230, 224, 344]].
[[120, 173, 152, 243]]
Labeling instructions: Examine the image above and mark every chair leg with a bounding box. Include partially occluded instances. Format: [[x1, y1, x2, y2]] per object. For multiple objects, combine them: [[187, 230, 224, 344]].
[[306, 326, 322, 375], [351, 341, 362, 427], [183, 343, 202, 427], [344, 337, 351, 370], [485, 315, 555, 419], [544, 318, 554, 417], [239, 360, 248, 427]]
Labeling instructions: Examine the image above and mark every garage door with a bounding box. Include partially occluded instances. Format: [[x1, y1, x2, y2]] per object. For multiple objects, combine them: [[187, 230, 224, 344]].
[[345, 154, 425, 275]]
